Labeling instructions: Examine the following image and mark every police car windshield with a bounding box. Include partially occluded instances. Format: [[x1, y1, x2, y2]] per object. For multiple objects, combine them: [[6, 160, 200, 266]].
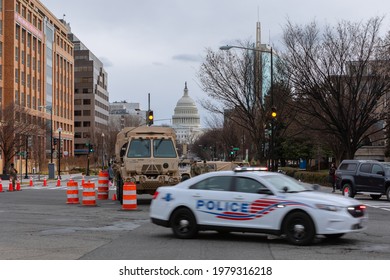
[[262, 175, 308, 193]]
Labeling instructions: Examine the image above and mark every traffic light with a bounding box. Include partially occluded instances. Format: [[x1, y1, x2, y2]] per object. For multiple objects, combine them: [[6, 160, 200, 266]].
[[89, 144, 94, 153], [147, 110, 154, 126], [271, 107, 277, 119]]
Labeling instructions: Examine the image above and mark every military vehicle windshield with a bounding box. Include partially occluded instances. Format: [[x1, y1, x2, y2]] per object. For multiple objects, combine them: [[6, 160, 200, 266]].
[[154, 139, 177, 158], [127, 139, 151, 158], [127, 138, 177, 158]]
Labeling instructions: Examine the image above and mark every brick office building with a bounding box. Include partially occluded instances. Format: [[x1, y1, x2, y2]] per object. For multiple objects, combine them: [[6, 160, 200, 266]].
[[0, 0, 74, 174]]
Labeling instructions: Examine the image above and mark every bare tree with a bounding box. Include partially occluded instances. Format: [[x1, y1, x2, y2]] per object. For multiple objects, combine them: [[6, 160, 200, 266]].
[[0, 104, 40, 173], [198, 43, 268, 161], [282, 17, 390, 160]]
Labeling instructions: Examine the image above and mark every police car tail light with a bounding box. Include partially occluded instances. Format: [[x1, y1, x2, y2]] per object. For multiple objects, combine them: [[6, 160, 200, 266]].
[[347, 205, 366, 217], [152, 191, 159, 200]]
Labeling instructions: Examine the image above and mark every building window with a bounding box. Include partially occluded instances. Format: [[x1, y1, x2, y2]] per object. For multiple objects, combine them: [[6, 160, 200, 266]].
[[15, 69, 19, 83], [83, 121, 91, 127], [21, 71, 25, 85], [15, 90, 19, 104]]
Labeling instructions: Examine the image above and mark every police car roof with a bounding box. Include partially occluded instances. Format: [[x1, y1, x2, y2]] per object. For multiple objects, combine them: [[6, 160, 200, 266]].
[[234, 167, 268, 172]]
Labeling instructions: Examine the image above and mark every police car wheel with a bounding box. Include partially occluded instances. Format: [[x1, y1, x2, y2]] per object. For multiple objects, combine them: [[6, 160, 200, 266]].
[[170, 208, 198, 239], [283, 212, 315, 246]]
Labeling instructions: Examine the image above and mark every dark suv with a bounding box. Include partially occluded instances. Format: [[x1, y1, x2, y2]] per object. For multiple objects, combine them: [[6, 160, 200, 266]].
[[335, 159, 390, 201]]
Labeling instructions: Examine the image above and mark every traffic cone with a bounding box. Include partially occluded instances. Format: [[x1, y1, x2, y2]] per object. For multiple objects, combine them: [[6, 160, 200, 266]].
[[16, 179, 21, 191], [112, 193, 117, 200], [29, 177, 33, 187], [0, 178, 3, 192], [8, 181, 13, 192], [56, 176, 61, 187], [43, 177, 47, 187]]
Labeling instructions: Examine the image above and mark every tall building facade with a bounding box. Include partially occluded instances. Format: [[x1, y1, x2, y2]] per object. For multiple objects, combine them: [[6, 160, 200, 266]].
[[0, 0, 74, 172], [172, 82, 202, 145], [68, 32, 109, 155]]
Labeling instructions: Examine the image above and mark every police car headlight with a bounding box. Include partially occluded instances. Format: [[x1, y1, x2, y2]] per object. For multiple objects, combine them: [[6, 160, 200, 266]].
[[315, 204, 342, 212]]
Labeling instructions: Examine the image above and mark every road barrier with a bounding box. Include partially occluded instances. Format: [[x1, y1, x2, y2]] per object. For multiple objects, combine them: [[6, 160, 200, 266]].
[[122, 181, 137, 210], [97, 171, 109, 200], [66, 180, 80, 204], [82, 181, 96, 206]]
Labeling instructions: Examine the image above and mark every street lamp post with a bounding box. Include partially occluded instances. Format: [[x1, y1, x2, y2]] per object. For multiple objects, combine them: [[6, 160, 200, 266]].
[[101, 133, 105, 170], [24, 136, 28, 179], [57, 127, 62, 179], [220, 45, 275, 170]]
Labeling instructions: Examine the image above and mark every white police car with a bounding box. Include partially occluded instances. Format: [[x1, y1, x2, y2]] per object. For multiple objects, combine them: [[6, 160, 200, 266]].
[[150, 168, 368, 245]]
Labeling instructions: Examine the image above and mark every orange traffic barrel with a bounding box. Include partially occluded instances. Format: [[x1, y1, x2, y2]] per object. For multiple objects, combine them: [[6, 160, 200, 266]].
[[122, 181, 137, 210], [66, 180, 79, 204], [82, 181, 96, 206], [97, 171, 109, 200]]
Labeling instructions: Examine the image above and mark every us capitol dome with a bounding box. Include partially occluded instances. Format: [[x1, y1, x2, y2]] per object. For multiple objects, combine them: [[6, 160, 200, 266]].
[[172, 82, 202, 144]]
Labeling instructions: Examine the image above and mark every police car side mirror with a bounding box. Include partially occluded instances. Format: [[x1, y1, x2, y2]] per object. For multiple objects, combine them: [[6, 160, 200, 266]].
[[257, 189, 273, 195]]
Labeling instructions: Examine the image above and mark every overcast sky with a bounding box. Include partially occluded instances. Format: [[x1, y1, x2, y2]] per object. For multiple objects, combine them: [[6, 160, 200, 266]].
[[40, 0, 390, 126]]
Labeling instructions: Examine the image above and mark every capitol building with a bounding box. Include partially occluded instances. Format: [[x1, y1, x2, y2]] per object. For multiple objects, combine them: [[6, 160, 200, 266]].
[[172, 82, 203, 145]]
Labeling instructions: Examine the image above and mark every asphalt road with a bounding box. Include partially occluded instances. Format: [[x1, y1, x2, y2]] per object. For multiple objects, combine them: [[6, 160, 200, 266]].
[[1, 179, 390, 260]]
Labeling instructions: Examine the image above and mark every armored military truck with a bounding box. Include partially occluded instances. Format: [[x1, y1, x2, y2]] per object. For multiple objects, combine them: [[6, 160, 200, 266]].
[[112, 126, 181, 202]]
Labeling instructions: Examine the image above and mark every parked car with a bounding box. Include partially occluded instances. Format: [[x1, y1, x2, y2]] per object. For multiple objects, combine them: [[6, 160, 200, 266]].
[[335, 159, 390, 201], [150, 168, 367, 245]]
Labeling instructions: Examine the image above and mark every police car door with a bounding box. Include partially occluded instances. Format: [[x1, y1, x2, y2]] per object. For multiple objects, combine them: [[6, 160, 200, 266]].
[[189, 175, 235, 227], [231, 177, 280, 230]]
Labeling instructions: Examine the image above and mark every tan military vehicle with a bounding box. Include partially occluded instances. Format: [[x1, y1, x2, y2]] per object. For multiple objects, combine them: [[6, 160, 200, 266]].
[[112, 126, 181, 202]]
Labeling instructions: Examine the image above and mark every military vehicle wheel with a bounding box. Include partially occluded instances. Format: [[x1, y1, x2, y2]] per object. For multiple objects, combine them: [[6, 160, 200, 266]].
[[181, 174, 190, 182]]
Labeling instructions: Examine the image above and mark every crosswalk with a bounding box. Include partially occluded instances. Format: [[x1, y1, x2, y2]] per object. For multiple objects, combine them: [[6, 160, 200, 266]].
[[364, 203, 390, 212]]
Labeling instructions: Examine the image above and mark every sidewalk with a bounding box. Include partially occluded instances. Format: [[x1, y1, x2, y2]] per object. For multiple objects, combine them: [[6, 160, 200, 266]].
[[9, 173, 84, 185]]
